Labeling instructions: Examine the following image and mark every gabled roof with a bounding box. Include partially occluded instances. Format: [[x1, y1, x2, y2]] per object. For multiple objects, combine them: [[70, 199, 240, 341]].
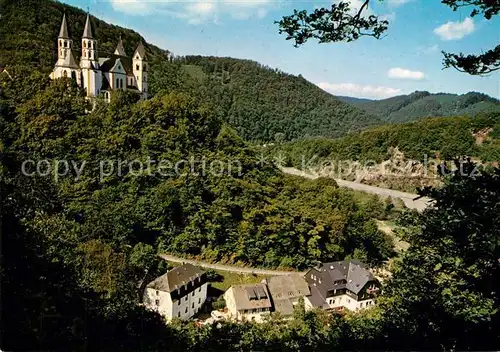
[[83, 13, 93, 39], [114, 37, 126, 56], [58, 13, 70, 39], [134, 41, 146, 59], [99, 53, 133, 74], [57, 50, 80, 69], [146, 263, 205, 293], [228, 283, 272, 311], [267, 275, 310, 300], [306, 260, 375, 295]]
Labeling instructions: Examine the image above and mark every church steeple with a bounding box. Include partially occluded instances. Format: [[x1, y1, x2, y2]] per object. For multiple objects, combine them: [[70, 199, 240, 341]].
[[82, 13, 93, 39], [81, 12, 98, 68], [58, 13, 70, 39], [114, 36, 126, 56], [57, 14, 72, 61]]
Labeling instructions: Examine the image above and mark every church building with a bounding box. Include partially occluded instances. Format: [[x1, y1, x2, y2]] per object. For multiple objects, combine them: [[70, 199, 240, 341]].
[[50, 13, 148, 102]]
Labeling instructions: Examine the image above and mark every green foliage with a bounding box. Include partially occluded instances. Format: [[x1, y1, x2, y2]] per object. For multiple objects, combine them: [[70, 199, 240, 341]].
[[149, 57, 381, 141], [274, 112, 500, 170]]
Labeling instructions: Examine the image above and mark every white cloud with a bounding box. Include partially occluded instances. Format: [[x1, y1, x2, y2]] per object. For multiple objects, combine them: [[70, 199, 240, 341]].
[[317, 82, 402, 99], [388, 0, 411, 7], [388, 67, 425, 80], [110, 0, 271, 24], [434, 17, 475, 40]]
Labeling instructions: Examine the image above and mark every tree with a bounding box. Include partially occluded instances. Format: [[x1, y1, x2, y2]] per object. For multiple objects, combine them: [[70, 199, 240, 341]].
[[378, 160, 500, 350], [277, 0, 500, 75]]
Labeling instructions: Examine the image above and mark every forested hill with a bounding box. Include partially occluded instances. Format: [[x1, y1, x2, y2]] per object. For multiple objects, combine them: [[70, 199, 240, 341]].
[[1, 0, 381, 142], [336, 90, 500, 123], [151, 56, 381, 141]]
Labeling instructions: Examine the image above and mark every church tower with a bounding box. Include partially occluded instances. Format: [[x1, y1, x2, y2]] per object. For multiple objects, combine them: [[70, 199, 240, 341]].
[[80, 13, 98, 68], [52, 13, 80, 83], [57, 13, 72, 62], [132, 41, 148, 99], [80, 13, 101, 97]]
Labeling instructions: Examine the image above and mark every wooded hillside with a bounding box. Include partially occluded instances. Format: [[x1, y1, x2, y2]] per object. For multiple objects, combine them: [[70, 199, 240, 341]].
[[337, 90, 500, 123]]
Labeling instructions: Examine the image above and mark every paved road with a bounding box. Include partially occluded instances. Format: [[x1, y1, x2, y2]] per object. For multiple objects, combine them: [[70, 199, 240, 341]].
[[160, 254, 305, 276], [280, 167, 432, 211]]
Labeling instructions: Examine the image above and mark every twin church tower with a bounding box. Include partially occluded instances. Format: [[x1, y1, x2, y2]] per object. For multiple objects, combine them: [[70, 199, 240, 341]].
[[50, 13, 148, 101]]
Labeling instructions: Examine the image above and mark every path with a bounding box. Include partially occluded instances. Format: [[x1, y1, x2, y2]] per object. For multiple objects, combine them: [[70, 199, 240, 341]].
[[280, 167, 432, 211], [160, 254, 306, 276]]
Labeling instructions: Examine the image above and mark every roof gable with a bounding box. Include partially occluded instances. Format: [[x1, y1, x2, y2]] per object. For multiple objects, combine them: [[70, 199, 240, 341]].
[[146, 264, 205, 293]]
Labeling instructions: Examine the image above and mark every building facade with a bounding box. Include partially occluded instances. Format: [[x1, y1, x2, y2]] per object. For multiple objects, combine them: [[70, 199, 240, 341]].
[[143, 264, 208, 321], [50, 13, 148, 102], [304, 260, 379, 312]]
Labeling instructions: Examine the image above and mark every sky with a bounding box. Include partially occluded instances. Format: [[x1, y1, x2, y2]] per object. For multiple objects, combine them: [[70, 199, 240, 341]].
[[61, 0, 499, 100]]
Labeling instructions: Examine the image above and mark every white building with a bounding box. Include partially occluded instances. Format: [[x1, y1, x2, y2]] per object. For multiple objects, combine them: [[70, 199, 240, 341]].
[[304, 260, 379, 312], [224, 283, 272, 323], [50, 13, 148, 102], [143, 263, 208, 322]]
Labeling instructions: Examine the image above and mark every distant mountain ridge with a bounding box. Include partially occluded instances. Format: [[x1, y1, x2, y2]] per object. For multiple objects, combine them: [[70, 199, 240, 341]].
[[336, 91, 500, 123]]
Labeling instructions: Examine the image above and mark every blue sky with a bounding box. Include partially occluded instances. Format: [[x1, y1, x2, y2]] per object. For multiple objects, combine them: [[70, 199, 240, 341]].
[[63, 0, 499, 99]]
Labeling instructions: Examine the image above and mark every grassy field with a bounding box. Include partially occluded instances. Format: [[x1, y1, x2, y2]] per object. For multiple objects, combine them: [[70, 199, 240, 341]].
[[210, 270, 266, 292], [165, 261, 266, 296]]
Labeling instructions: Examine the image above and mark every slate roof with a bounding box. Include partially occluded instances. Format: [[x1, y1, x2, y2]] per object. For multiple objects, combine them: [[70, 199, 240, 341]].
[[134, 41, 146, 58], [98, 54, 133, 74], [273, 298, 294, 316], [146, 263, 205, 293], [229, 284, 272, 311], [305, 260, 375, 295], [267, 275, 310, 300], [58, 14, 70, 39], [114, 37, 127, 56], [306, 286, 330, 309], [57, 50, 80, 69], [83, 14, 94, 38]]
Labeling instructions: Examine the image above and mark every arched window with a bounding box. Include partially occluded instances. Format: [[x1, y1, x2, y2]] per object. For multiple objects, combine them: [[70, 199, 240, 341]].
[[136, 64, 139, 71], [71, 71, 77, 81], [59, 40, 62, 47], [116, 78, 119, 88], [64, 41, 67, 48], [63, 70, 67, 78], [143, 64, 147, 72], [120, 79, 123, 89], [83, 41, 87, 48]]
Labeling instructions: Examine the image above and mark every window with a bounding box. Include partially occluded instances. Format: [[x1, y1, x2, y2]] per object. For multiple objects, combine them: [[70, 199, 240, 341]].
[[360, 302, 363, 308], [64, 41, 67, 47], [198, 298, 201, 304], [185, 296, 188, 302], [178, 312, 180, 317], [59, 40, 62, 47], [155, 299, 160, 306], [156, 290, 159, 296], [192, 303, 194, 309], [136, 64, 139, 70], [116, 78, 119, 88], [83, 41, 86, 48], [192, 291, 195, 296], [177, 300, 180, 306], [185, 307, 188, 313], [198, 287, 201, 292], [63, 70, 67, 78]]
